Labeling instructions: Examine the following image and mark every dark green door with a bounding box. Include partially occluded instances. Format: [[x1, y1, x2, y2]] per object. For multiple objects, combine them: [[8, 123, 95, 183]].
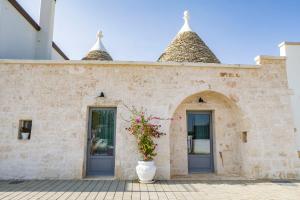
[[187, 111, 214, 173], [87, 108, 116, 176]]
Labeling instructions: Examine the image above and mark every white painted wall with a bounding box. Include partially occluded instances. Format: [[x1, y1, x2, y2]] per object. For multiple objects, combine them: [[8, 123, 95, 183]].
[[0, 0, 37, 59], [51, 48, 65, 60], [0, 0, 65, 60], [280, 42, 300, 150], [35, 0, 56, 60]]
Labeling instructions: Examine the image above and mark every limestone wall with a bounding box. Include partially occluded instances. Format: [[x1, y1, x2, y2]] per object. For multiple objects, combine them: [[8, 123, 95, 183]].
[[0, 59, 299, 180]]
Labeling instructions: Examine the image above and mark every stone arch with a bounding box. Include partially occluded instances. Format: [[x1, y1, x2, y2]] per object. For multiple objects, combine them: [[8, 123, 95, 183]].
[[169, 90, 247, 177]]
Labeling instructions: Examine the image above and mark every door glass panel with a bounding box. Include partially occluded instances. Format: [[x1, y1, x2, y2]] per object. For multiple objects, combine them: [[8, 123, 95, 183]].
[[188, 113, 210, 155], [90, 109, 115, 156]]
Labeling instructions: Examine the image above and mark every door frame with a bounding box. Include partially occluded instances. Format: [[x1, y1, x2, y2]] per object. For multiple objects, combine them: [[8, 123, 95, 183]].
[[86, 107, 117, 176], [186, 110, 214, 173]]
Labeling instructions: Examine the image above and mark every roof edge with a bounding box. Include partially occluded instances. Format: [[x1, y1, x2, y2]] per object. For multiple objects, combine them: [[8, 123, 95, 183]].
[[8, 0, 41, 31], [255, 55, 286, 61], [278, 41, 300, 47], [52, 42, 69, 60], [254, 55, 286, 65], [0, 59, 259, 69]]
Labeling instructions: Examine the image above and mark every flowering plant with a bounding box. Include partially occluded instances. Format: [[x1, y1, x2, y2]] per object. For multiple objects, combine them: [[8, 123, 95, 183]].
[[125, 107, 167, 161]]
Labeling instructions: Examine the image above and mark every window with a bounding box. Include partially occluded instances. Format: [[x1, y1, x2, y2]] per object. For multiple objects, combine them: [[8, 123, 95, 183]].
[[90, 110, 115, 156], [18, 120, 32, 140], [187, 113, 211, 155]]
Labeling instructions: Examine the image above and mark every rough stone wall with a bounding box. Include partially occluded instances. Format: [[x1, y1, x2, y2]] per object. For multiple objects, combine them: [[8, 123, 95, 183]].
[[240, 57, 300, 179], [0, 58, 299, 180]]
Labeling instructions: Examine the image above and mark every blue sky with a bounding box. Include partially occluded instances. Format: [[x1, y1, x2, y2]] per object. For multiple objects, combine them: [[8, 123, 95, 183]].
[[19, 0, 300, 64]]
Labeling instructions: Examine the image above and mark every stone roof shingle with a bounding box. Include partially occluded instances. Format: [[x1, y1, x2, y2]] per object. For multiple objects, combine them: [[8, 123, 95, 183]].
[[158, 11, 220, 64], [82, 50, 113, 61], [158, 31, 220, 63], [82, 31, 113, 61]]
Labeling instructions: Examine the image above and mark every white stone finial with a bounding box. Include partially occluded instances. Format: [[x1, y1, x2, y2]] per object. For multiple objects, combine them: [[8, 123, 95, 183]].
[[96, 31, 103, 39], [90, 30, 107, 52], [179, 10, 192, 34], [183, 10, 190, 22]]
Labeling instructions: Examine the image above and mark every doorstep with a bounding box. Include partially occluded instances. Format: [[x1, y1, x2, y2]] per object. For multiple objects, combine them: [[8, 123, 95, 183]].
[[172, 173, 255, 181], [84, 176, 115, 180]]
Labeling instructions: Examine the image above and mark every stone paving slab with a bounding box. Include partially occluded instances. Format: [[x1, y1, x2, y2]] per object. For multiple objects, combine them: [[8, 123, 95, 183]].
[[0, 180, 299, 200]]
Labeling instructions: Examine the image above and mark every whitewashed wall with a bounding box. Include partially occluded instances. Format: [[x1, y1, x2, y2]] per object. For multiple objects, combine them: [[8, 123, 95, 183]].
[[51, 48, 65, 60], [0, 0, 65, 60], [0, 0, 37, 59], [280, 42, 300, 151]]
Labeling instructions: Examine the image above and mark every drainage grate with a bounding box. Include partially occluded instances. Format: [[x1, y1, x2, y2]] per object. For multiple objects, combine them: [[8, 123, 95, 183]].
[[9, 180, 24, 184]]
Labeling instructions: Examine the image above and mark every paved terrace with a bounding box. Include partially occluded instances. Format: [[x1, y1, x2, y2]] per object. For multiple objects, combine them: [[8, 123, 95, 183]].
[[0, 180, 299, 200]]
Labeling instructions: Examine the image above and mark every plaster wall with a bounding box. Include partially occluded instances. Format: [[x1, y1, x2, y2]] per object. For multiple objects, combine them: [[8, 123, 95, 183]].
[[0, 0, 37, 59], [0, 59, 299, 180], [0, 1, 65, 60], [280, 43, 300, 151], [51, 48, 65, 60], [35, 0, 55, 60]]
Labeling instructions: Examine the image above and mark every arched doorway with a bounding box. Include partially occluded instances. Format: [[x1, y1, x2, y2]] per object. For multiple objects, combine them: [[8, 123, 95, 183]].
[[169, 90, 246, 176]]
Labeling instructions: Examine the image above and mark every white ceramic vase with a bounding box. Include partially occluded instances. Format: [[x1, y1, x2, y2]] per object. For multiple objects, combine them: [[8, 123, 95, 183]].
[[21, 132, 29, 140], [136, 160, 156, 183]]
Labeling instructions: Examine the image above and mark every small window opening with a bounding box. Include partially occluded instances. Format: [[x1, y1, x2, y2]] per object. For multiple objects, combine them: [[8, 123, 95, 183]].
[[18, 120, 32, 140], [242, 131, 247, 143]]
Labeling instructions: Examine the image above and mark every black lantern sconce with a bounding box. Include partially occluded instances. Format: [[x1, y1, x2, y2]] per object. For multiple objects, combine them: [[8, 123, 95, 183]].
[[98, 92, 105, 98], [198, 97, 206, 103]]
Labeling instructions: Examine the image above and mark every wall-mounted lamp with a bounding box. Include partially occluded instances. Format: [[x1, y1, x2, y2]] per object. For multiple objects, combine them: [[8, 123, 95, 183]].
[[98, 92, 105, 98], [198, 97, 206, 103]]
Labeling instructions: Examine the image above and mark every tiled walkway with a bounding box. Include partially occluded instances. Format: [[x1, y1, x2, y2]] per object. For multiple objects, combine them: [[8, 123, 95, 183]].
[[0, 180, 300, 200]]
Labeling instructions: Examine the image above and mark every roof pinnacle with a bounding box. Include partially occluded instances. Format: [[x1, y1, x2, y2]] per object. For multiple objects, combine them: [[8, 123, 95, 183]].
[[158, 10, 220, 63], [179, 10, 192, 34], [183, 10, 190, 23], [90, 30, 107, 52], [82, 30, 113, 61], [96, 31, 103, 40]]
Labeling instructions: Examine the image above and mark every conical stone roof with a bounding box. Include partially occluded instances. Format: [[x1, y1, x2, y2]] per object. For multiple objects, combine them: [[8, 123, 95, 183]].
[[82, 31, 113, 61], [82, 50, 112, 61], [158, 11, 220, 63]]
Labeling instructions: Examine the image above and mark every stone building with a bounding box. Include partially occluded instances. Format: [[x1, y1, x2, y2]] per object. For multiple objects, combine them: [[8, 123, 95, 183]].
[[0, 1, 300, 180]]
